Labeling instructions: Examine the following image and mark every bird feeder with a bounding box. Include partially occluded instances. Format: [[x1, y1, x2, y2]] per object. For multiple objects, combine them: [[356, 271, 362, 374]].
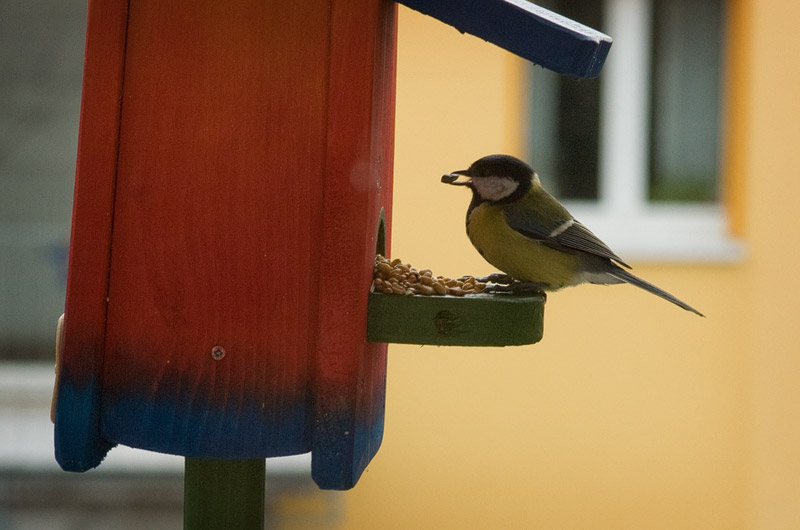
[[53, 0, 611, 502]]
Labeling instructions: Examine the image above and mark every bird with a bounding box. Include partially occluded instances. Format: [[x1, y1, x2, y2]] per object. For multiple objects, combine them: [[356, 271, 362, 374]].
[[441, 154, 704, 317]]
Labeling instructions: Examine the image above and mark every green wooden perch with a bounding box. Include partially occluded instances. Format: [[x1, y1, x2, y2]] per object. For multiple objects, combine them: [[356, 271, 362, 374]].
[[367, 291, 545, 346]]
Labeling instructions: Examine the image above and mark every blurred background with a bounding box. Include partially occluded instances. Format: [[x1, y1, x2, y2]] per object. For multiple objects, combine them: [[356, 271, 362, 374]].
[[2, 0, 799, 528]]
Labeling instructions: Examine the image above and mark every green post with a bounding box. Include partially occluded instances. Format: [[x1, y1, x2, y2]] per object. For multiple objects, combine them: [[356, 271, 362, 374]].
[[184, 458, 266, 530]]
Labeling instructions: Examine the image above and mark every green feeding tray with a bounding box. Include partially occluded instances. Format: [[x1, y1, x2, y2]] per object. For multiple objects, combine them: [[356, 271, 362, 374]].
[[367, 291, 544, 346]]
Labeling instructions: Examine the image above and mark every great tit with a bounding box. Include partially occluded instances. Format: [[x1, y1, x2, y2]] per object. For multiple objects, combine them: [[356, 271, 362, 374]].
[[442, 154, 704, 317]]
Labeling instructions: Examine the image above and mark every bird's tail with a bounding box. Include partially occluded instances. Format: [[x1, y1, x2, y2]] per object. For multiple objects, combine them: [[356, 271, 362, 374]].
[[607, 267, 705, 317]]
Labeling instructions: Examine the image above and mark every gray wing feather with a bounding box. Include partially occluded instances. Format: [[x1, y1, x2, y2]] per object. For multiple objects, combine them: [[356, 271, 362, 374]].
[[504, 209, 630, 268], [552, 220, 630, 268]]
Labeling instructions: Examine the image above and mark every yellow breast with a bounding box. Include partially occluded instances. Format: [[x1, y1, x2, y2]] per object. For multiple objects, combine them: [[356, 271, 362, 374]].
[[466, 202, 581, 290]]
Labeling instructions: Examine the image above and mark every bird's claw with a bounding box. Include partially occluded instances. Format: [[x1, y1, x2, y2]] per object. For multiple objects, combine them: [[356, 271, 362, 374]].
[[470, 273, 515, 284], [484, 280, 547, 297]]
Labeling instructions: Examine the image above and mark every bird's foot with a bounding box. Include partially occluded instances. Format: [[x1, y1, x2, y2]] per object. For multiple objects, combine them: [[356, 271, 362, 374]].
[[464, 272, 515, 284], [485, 280, 547, 297]]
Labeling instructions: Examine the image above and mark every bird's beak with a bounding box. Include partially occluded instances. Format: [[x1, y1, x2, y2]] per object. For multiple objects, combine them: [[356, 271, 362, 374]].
[[441, 169, 471, 186]]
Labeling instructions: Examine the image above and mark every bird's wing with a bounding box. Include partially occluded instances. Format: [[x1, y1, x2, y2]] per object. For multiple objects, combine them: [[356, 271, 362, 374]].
[[549, 219, 630, 268], [504, 205, 631, 268]]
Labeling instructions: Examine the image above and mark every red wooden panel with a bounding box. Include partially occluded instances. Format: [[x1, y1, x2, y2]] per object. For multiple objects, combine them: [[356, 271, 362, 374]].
[[58, 0, 399, 487], [100, 0, 331, 457], [312, 0, 398, 489], [55, 0, 129, 470]]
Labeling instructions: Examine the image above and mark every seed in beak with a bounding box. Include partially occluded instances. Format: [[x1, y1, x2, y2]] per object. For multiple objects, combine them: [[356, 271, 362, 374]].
[[441, 171, 470, 185]]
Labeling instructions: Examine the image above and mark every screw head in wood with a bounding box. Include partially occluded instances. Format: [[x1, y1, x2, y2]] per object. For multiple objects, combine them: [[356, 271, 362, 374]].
[[211, 346, 226, 360]]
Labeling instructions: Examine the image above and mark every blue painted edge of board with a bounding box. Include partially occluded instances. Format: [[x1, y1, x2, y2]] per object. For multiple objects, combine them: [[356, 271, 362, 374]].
[[311, 396, 386, 490], [100, 393, 312, 459], [54, 377, 116, 472], [394, 0, 612, 78]]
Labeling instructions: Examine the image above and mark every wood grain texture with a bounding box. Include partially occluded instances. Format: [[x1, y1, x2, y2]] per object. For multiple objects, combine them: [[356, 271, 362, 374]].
[[100, 0, 331, 457], [311, 0, 397, 490], [54, 0, 129, 472], [395, 0, 612, 78], [367, 292, 545, 346]]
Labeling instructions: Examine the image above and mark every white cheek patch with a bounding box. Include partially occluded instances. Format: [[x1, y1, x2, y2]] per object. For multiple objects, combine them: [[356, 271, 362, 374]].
[[472, 176, 519, 201]]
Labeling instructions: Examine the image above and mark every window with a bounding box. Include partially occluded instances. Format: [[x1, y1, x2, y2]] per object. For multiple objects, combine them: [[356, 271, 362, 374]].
[[529, 0, 742, 261]]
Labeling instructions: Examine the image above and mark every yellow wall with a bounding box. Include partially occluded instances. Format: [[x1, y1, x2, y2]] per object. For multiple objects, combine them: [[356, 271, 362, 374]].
[[339, 3, 800, 528], [744, 0, 800, 527]]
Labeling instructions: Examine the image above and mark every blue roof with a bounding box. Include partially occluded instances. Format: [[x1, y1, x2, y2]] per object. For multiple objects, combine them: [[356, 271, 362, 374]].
[[396, 0, 612, 78]]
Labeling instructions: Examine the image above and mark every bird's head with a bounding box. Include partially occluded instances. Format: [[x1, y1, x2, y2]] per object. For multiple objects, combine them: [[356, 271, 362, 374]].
[[441, 154, 536, 203]]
